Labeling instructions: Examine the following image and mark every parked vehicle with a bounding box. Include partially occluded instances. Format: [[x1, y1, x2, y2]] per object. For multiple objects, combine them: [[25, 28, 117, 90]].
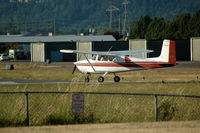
[[0, 54, 9, 61], [9, 49, 28, 60]]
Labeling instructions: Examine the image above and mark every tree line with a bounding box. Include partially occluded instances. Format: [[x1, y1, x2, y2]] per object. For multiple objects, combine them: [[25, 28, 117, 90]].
[[1, 0, 200, 36], [128, 9, 200, 40]]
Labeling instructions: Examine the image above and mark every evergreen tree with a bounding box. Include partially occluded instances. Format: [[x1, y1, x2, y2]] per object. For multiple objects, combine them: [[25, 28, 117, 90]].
[[128, 9, 200, 40], [172, 13, 191, 39], [128, 15, 152, 39], [145, 17, 168, 40], [189, 9, 200, 37]]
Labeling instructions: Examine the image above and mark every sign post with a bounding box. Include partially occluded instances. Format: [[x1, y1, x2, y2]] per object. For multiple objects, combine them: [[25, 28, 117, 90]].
[[72, 94, 84, 114]]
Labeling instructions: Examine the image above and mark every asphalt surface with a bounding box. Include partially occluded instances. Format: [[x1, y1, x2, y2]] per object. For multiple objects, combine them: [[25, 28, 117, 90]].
[[0, 79, 72, 85], [0, 80, 200, 85], [163, 61, 200, 71]]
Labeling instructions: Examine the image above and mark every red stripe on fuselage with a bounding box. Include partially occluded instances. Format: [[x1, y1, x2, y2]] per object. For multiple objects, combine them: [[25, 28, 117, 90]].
[[75, 62, 173, 68]]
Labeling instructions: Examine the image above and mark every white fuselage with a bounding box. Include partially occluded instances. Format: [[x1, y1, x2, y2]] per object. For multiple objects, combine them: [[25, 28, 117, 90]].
[[74, 56, 168, 73]]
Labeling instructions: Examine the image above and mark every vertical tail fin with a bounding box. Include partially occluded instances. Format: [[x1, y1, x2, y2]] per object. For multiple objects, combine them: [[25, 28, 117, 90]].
[[157, 40, 176, 65]]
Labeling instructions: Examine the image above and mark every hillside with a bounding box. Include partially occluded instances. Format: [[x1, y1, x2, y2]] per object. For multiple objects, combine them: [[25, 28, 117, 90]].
[[0, 0, 200, 34]]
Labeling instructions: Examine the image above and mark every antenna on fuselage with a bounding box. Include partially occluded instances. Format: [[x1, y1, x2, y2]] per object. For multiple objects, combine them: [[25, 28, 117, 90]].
[[107, 46, 113, 54]]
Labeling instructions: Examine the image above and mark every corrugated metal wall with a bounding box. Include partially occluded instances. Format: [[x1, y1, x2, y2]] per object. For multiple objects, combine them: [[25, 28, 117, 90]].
[[175, 40, 190, 61], [46, 42, 76, 62], [92, 41, 129, 51], [146, 40, 163, 58]]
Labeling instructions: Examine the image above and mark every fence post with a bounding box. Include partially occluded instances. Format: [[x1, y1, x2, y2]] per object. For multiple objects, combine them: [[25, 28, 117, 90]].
[[25, 92, 29, 126], [154, 95, 158, 122]]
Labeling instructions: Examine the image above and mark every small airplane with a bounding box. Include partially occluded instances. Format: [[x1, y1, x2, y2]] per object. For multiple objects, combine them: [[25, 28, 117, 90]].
[[60, 39, 176, 83]]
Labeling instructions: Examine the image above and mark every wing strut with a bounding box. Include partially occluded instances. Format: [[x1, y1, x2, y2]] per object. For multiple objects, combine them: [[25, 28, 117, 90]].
[[84, 54, 96, 73]]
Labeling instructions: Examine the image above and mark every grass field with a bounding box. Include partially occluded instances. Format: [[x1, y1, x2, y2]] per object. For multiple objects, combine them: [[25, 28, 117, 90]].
[[0, 62, 200, 127], [1, 121, 200, 133]]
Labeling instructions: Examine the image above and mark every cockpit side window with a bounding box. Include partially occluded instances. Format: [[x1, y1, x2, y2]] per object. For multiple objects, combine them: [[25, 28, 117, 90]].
[[112, 57, 117, 62], [96, 55, 118, 62], [97, 55, 101, 61], [101, 56, 108, 61]]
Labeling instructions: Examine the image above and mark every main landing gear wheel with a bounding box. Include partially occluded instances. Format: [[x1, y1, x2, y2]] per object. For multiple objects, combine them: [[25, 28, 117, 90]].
[[114, 76, 120, 82], [98, 76, 104, 83]]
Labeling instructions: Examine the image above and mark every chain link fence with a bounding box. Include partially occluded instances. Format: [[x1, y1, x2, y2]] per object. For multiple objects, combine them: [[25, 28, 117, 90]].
[[0, 91, 200, 127]]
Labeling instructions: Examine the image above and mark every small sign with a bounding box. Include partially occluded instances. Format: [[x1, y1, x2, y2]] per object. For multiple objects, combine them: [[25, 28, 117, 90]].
[[72, 94, 84, 114]]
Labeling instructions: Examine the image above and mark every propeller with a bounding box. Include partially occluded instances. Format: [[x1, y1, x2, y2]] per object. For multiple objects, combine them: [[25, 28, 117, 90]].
[[72, 65, 77, 74]]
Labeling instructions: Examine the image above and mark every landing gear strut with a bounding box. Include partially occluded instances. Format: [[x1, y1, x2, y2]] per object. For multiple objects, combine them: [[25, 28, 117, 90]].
[[85, 73, 90, 82], [85, 77, 90, 82]]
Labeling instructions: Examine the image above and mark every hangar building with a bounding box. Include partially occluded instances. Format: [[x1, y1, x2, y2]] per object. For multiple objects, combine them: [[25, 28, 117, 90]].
[[0, 35, 200, 62], [0, 35, 116, 62]]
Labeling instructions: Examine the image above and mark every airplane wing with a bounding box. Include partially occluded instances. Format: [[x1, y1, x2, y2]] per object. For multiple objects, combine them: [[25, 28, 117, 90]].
[[60, 49, 153, 56]]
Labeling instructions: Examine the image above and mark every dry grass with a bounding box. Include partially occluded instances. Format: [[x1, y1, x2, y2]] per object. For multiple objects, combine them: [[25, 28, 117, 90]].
[[0, 62, 200, 127], [1, 121, 200, 133], [0, 81, 200, 126]]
